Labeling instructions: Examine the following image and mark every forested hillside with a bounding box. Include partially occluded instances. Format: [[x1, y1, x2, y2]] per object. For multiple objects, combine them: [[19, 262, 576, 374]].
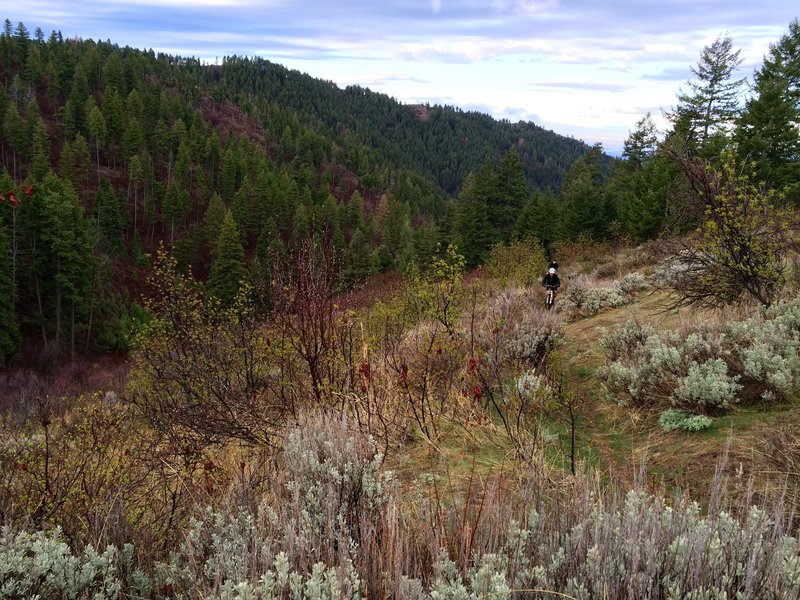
[[0, 18, 594, 365]]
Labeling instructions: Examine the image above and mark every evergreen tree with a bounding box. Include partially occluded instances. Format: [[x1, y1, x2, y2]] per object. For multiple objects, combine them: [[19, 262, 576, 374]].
[[0, 221, 19, 365], [67, 63, 90, 136], [514, 190, 557, 250], [622, 113, 659, 167], [202, 192, 226, 255], [558, 144, 612, 240], [343, 189, 365, 232], [342, 226, 372, 287], [3, 102, 25, 178], [71, 133, 91, 195], [209, 210, 246, 305], [453, 172, 492, 268], [381, 197, 412, 267], [87, 103, 106, 178], [494, 147, 528, 243], [735, 19, 800, 201], [94, 178, 124, 255], [669, 34, 745, 156], [219, 147, 238, 198], [19, 173, 94, 355], [291, 203, 310, 246], [121, 117, 144, 163], [29, 115, 50, 181]]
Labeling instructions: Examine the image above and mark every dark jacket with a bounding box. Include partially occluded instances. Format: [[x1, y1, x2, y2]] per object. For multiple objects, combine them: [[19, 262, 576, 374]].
[[542, 272, 561, 289]]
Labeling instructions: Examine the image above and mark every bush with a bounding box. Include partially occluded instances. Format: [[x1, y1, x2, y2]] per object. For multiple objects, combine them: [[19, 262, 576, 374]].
[[478, 287, 564, 367], [674, 358, 741, 409], [658, 409, 714, 433], [0, 526, 149, 600], [600, 298, 800, 408], [599, 320, 739, 410], [4, 455, 800, 599], [486, 238, 546, 287], [156, 412, 391, 597], [559, 272, 648, 318]]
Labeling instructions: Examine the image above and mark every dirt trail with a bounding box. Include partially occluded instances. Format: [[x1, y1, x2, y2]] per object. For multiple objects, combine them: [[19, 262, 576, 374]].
[[558, 291, 690, 485]]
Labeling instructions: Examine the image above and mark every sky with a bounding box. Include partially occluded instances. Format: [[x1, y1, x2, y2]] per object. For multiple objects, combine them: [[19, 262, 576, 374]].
[[6, 2, 799, 155]]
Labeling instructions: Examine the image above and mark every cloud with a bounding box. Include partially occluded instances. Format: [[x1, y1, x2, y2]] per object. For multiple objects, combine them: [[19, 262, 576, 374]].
[[529, 81, 634, 93]]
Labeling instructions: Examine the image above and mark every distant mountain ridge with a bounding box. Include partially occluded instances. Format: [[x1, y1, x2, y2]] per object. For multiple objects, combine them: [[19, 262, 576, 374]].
[[210, 55, 594, 195]]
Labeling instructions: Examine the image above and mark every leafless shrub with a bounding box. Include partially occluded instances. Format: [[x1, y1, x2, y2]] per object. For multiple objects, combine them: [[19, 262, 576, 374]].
[[127, 246, 292, 452]]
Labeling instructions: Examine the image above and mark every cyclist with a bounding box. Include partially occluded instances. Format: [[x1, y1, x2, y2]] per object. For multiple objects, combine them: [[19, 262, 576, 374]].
[[542, 266, 561, 309]]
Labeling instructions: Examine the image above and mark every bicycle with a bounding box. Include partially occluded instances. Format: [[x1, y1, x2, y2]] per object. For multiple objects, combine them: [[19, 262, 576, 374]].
[[545, 285, 558, 310]]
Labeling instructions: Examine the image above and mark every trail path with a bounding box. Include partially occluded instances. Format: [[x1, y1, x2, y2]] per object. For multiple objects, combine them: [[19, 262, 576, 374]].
[[559, 290, 703, 486]]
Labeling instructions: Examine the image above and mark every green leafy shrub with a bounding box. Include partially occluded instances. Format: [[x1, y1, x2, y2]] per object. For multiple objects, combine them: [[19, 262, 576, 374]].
[[658, 409, 714, 433], [486, 237, 546, 287]]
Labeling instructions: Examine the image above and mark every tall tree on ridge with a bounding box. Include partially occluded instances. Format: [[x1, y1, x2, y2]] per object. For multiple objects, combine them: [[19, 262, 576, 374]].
[[669, 34, 746, 157], [735, 18, 800, 201]]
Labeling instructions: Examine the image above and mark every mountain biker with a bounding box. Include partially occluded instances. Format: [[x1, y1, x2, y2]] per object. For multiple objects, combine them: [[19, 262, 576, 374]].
[[542, 266, 561, 297]]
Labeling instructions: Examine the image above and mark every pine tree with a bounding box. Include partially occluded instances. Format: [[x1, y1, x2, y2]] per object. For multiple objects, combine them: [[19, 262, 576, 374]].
[[494, 147, 528, 243], [29, 115, 50, 181], [3, 102, 25, 179], [514, 190, 557, 250], [202, 192, 226, 255], [453, 172, 492, 268], [219, 147, 238, 198], [291, 203, 310, 247], [209, 209, 246, 305], [0, 221, 19, 365], [67, 63, 90, 136], [669, 34, 745, 156], [87, 103, 106, 178], [558, 144, 612, 240], [342, 226, 372, 287], [94, 178, 124, 255], [735, 19, 800, 201]]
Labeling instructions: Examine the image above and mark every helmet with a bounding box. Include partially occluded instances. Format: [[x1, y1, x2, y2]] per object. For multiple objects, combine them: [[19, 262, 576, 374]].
[[548, 268, 556, 274]]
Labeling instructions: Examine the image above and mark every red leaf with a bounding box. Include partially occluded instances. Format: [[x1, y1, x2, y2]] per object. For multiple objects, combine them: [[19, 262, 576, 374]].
[[8, 192, 19, 207], [22, 185, 33, 197]]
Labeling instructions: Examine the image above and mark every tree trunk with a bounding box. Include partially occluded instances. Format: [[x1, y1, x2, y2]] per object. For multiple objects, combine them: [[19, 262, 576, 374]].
[[71, 299, 75, 363]]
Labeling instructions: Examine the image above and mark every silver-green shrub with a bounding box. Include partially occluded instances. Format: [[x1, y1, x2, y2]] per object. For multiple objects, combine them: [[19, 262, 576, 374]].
[[674, 359, 741, 409], [478, 288, 564, 366], [0, 526, 126, 600], [505, 312, 564, 365], [282, 412, 394, 563], [5, 460, 800, 599], [601, 297, 800, 408], [559, 272, 648, 318], [153, 412, 388, 598]]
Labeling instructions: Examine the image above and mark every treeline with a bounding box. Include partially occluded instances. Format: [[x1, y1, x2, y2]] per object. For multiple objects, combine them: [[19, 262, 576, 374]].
[[484, 22, 800, 263], [211, 55, 591, 194]]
